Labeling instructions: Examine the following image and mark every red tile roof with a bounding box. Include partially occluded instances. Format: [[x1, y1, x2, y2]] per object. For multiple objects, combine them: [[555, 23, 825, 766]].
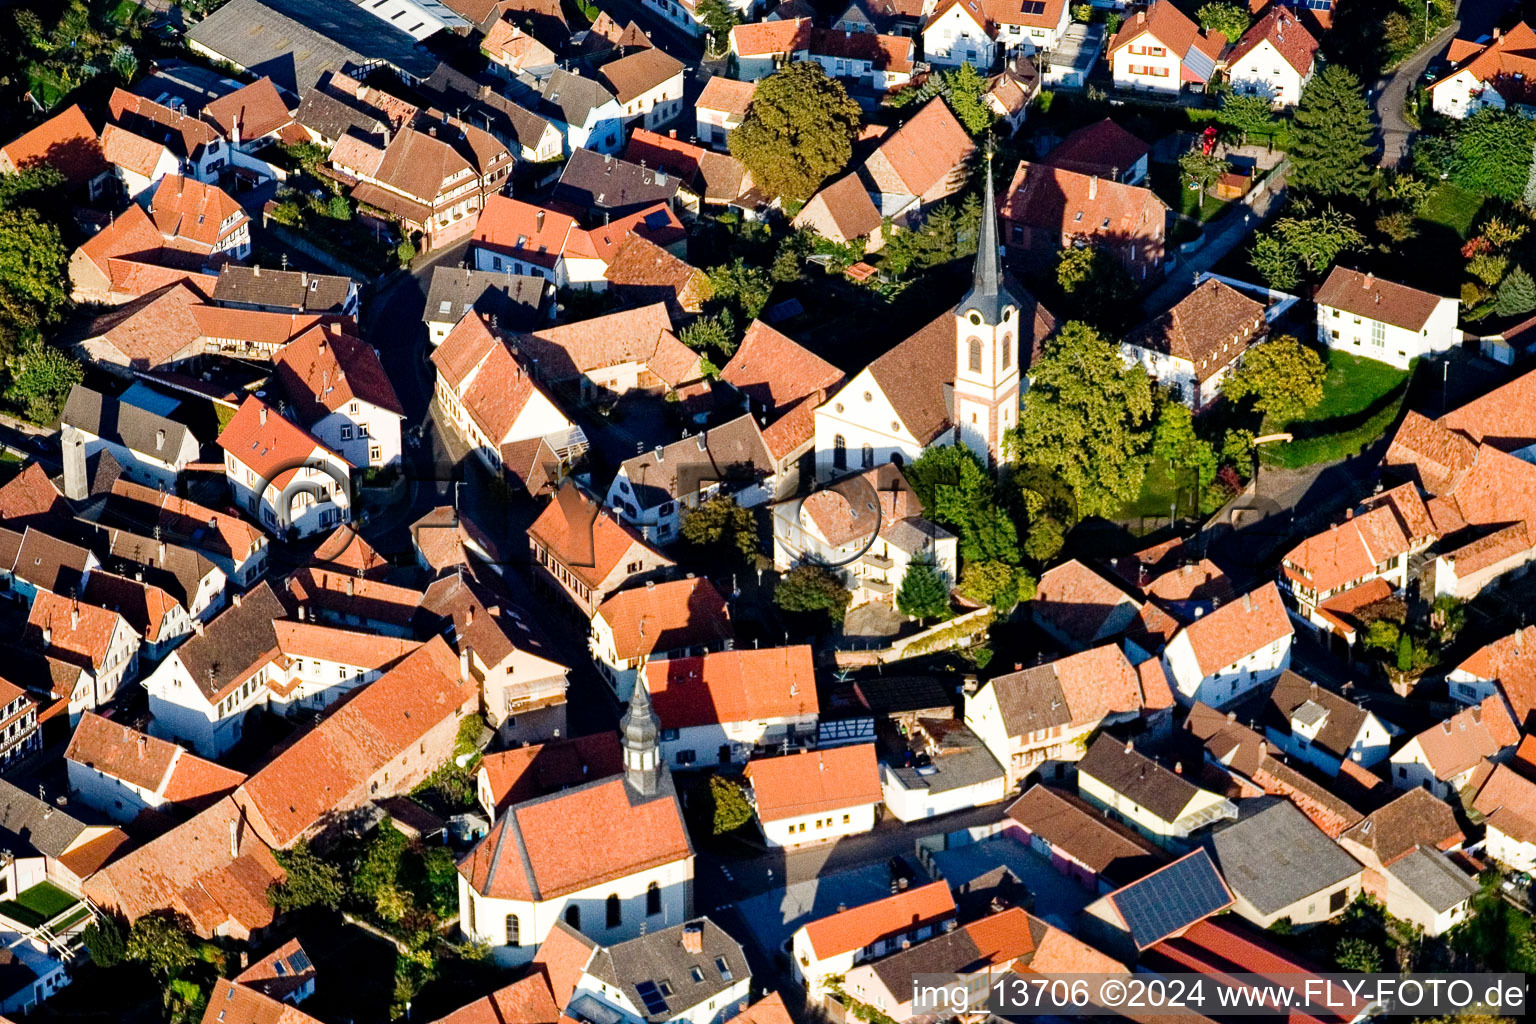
[[528, 484, 672, 590], [200, 978, 324, 1024], [428, 974, 560, 1024], [26, 593, 126, 673], [202, 78, 294, 142], [147, 175, 248, 252], [234, 637, 476, 847], [1430, 21, 1536, 100], [1109, 0, 1223, 62], [478, 732, 625, 815], [697, 76, 756, 117], [515, 303, 699, 389], [1045, 118, 1150, 179], [432, 313, 557, 442], [1410, 696, 1519, 781], [82, 571, 180, 645], [1473, 761, 1536, 844], [1454, 626, 1536, 725], [472, 195, 580, 270], [1002, 161, 1167, 248], [1176, 583, 1290, 677], [730, 17, 811, 56], [100, 123, 169, 178], [1229, 6, 1319, 75], [646, 646, 818, 729], [598, 48, 685, 104], [217, 395, 350, 489], [1125, 278, 1264, 384], [1034, 559, 1142, 645], [720, 320, 844, 414], [744, 744, 882, 822], [800, 880, 956, 959], [66, 711, 178, 793], [233, 938, 316, 1004], [0, 463, 64, 526], [460, 774, 692, 899], [0, 104, 107, 187], [273, 324, 405, 423], [595, 578, 733, 661], [808, 28, 914, 75]]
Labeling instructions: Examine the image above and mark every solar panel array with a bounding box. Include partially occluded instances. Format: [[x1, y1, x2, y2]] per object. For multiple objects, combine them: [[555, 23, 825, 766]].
[[1109, 850, 1231, 950], [1019, 2, 1048, 15], [635, 981, 670, 1016], [288, 950, 313, 973]]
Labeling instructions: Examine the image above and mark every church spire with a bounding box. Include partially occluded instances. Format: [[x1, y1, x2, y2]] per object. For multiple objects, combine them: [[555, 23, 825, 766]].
[[955, 149, 1020, 324], [620, 679, 661, 796]]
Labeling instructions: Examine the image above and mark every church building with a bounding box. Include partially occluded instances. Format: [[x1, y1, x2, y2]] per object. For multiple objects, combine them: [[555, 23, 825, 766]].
[[812, 161, 1056, 475]]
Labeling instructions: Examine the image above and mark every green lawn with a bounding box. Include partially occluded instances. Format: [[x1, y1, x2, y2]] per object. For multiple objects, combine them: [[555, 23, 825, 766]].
[[1115, 458, 1203, 524], [0, 881, 81, 928], [1418, 182, 1485, 239], [1264, 351, 1414, 468], [1149, 163, 1231, 223]]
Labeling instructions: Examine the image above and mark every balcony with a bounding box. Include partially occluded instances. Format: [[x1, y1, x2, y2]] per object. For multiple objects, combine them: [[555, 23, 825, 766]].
[[862, 552, 894, 570]]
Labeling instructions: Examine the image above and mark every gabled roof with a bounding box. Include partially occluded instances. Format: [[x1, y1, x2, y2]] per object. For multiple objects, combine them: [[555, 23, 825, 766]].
[[428, 974, 560, 1024], [216, 395, 350, 486], [696, 76, 756, 117], [646, 646, 817, 729], [1124, 278, 1264, 383], [1454, 626, 1536, 724], [1472, 761, 1536, 844], [1338, 787, 1463, 866], [1079, 734, 1208, 823], [583, 918, 748, 1023], [1228, 5, 1318, 75], [721, 321, 844, 414], [865, 907, 1034, 988], [26, 592, 125, 674], [82, 571, 182, 645], [597, 48, 685, 104], [1045, 118, 1150, 179], [529, 485, 672, 589], [273, 325, 404, 424], [1429, 21, 1536, 98], [1208, 800, 1364, 916], [806, 28, 914, 75], [432, 313, 565, 444], [147, 174, 248, 252], [0, 463, 64, 528], [172, 581, 288, 702], [1404, 695, 1518, 781], [743, 743, 882, 822], [202, 77, 294, 141], [1264, 671, 1372, 761], [62, 384, 194, 461], [213, 265, 355, 315], [1006, 785, 1163, 883], [730, 17, 812, 56], [1314, 267, 1449, 332], [478, 733, 624, 816], [1173, 582, 1290, 677], [515, 302, 697, 387], [866, 97, 973, 198], [1033, 559, 1143, 646], [982, 645, 1142, 737], [1002, 161, 1167, 244], [594, 578, 732, 661], [108, 89, 219, 161], [798, 172, 882, 242], [799, 881, 956, 959], [1108, 0, 1223, 63], [233, 938, 318, 1004], [0, 104, 106, 187], [1102, 849, 1233, 949], [66, 712, 244, 809], [459, 772, 692, 900], [616, 413, 773, 508], [100, 123, 170, 178], [235, 637, 476, 847]]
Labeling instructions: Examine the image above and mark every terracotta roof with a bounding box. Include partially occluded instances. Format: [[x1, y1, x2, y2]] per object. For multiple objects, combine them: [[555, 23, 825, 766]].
[[1045, 118, 1150, 179], [200, 977, 324, 1024], [202, 77, 294, 141], [761, 394, 821, 461], [1033, 559, 1143, 645], [235, 637, 476, 847], [1473, 762, 1536, 843], [271, 621, 420, 673], [107, 479, 263, 565], [1143, 559, 1234, 606], [1340, 787, 1464, 866], [460, 774, 691, 899], [725, 994, 794, 1024], [573, 202, 687, 264], [1315, 267, 1448, 332], [1006, 784, 1164, 881], [273, 324, 404, 424], [1149, 919, 1361, 1021], [595, 578, 732, 661], [478, 733, 624, 815], [0, 463, 64, 527], [807, 28, 913, 74], [697, 76, 756, 117], [866, 907, 1034, 989], [0, 104, 106, 187], [433, 313, 560, 443], [985, 645, 1143, 737], [26, 593, 124, 673], [730, 17, 811, 55], [1002, 161, 1168, 249], [234, 938, 317, 1004], [311, 524, 390, 579], [1125, 278, 1263, 383], [147, 175, 248, 252], [529, 484, 671, 589], [1175, 582, 1290, 677], [100, 123, 169, 178], [191, 305, 343, 348], [721, 320, 844, 414], [867, 97, 973, 198], [1457, 626, 1536, 724], [1430, 21, 1536, 100], [743, 744, 882, 822], [646, 646, 817, 729], [1283, 502, 1415, 594], [516, 302, 699, 388], [84, 281, 204, 366], [66, 711, 179, 793], [1229, 6, 1318, 75], [429, 974, 560, 1024], [1021, 921, 1128, 975], [1109, 0, 1218, 57], [1409, 695, 1519, 781], [604, 232, 709, 313], [800, 880, 955, 959], [598, 48, 685, 104], [285, 566, 423, 632], [82, 571, 180, 645], [1437, 364, 1536, 452], [217, 395, 349, 488], [108, 89, 219, 161], [83, 797, 284, 939], [797, 172, 882, 242]]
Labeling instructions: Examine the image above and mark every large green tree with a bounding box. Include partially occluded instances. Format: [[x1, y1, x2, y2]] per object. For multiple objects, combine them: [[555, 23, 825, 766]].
[[1007, 322, 1155, 519], [1453, 108, 1536, 201], [892, 63, 994, 135], [774, 565, 852, 624], [1290, 66, 1376, 199], [1151, 401, 1217, 491], [680, 496, 759, 560], [1196, 1, 1249, 39], [1218, 92, 1281, 138], [6, 336, 80, 423], [1178, 149, 1230, 216], [1219, 335, 1326, 425], [1249, 208, 1364, 290], [1496, 265, 1536, 317], [904, 444, 1019, 565], [125, 915, 196, 978], [897, 561, 951, 621], [729, 61, 861, 202], [268, 842, 346, 912]]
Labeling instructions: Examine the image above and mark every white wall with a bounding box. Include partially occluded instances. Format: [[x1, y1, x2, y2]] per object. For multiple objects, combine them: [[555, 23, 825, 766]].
[[814, 371, 927, 481], [1317, 297, 1460, 370], [923, 7, 996, 68], [1163, 630, 1292, 707], [310, 400, 404, 469], [881, 765, 1006, 822], [1227, 39, 1309, 107], [757, 802, 876, 847], [1111, 37, 1183, 93], [1431, 68, 1505, 119]]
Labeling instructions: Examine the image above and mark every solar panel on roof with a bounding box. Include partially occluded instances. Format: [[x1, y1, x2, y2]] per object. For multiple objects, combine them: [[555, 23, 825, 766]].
[[636, 981, 670, 1016], [1109, 850, 1231, 950], [1020, 2, 1047, 14], [288, 951, 312, 972]]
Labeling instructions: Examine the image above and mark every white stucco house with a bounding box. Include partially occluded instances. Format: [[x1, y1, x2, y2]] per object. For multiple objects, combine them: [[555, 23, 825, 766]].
[[743, 744, 883, 848], [1162, 583, 1294, 708], [1263, 672, 1397, 778], [60, 386, 200, 492], [789, 882, 957, 998], [273, 327, 406, 470], [554, 918, 751, 1024], [216, 397, 352, 540], [922, 0, 1071, 69], [1225, 6, 1319, 108], [644, 647, 819, 768], [1315, 267, 1460, 371], [1429, 23, 1536, 119], [1389, 697, 1518, 799], [600, 50, 688, 131], [1107, 1, 1224, 94]]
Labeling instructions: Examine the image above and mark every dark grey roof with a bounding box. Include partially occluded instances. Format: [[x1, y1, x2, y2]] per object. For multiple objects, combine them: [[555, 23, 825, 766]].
[[1265, 671, 1370, 761], [420, 66, 557, 154], [135, 61, 247, 114], [0, 777, 89, 860], [586, 918, 748, 1022], [103, 527, 218, 609], [173, 581, 288, 700], [539, 69, 617, 128], [213, 265, 355, 314], [294, 84, 387, 143], [424, 267, 548, 332], [187, 0, 437, 98], [1078, 734, 1203, 823], [62, 386, 194, 463], [1208, 800, 1363, 917], [887, 723, 1004, 795], [554, 148, 680, 218], [1106, 849, 1232, 950], [868, 914, 1028, 991], [1384, 846, 1479, 914]]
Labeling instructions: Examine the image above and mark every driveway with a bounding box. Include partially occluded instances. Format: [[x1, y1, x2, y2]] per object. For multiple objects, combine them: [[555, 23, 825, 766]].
[[1373, 20, 1461, 168]]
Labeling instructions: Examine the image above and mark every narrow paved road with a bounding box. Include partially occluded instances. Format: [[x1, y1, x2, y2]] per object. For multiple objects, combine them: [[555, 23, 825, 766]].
[[1373, 20, 1461, 168]]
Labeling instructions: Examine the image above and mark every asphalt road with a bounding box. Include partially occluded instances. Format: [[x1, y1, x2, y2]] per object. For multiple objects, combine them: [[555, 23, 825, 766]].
[[1373, 20, 1462, 168]]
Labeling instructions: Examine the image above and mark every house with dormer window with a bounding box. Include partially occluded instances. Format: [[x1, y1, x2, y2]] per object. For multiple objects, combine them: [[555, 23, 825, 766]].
[[1108, 1, 1225, 94]]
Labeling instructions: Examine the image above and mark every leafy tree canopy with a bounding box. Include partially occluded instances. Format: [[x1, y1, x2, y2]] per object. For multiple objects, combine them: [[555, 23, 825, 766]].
[[774, 564, 853, 624], [269, 842, 346, 912], [1496, 265, 1536, 317], [1196, 2, 1250, 40], [1453, 108, 1536, 201], [681, 496, 759, 560], [1219, 334, 1326, 425], [729, 61, 861, 202], [1249, 208, 1364, 291], [1007, 322, 1155, 519], [125, 915, 196, 978]]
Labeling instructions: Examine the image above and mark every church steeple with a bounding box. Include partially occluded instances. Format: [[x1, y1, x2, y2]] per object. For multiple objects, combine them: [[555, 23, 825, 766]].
[[955, 152, 1022, 325], [620, 680, 661, 796]]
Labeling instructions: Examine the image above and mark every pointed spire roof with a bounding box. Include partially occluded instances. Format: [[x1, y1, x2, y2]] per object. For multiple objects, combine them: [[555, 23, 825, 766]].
[[956, 152, 1023, 324], [621, 679, 658, 752]]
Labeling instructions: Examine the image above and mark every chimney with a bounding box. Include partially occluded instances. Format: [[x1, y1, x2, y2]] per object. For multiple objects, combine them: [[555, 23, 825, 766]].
[[41, 626, 51, 645], [681, 922, 704, 954], [71, 604, 80, 631], [346, 577, 355, 597], [1364, 272, 1374, 288], [1089, 175, 1098, 200], [318, 337, 326, 355], [232, 592, 242, 608], [138, 734, 147, 759], [229, 818, 239, 859], [192, 619, 204, 636], [466, 605, 475, 627], [259, 406, 268, 426], [1124, 738, 1133, 753], [297, 604, 307, 622], [1136, 9, 1144, 21], [158, 540, 166, 565], [1242, 591, 1252, 612], [460, 646, 472, 682], [156, 429, 165, 451], [61, 426, 86, 502], [253, 265, 260, 276]]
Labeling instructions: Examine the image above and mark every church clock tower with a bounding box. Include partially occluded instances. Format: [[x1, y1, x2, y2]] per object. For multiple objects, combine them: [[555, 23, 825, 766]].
[[952, 155, 1025, 468]]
